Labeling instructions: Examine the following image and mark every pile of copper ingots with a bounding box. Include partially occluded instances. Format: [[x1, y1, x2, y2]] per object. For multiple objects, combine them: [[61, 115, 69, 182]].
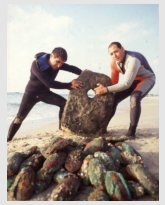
[[7, 136, 159, 201]]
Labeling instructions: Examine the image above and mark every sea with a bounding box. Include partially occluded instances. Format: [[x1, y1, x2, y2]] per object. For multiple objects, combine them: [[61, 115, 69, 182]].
[[7, 92, 129, 133], [7, 92, 69, 133]]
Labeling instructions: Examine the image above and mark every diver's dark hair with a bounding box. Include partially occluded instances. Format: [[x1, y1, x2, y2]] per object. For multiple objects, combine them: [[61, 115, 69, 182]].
[[52, 47, 67, 61], [108, 42, 122, 49]]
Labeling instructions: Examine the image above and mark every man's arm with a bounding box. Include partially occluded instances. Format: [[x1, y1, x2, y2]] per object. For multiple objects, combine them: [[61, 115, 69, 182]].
[[94, 57, 141, 95], [60, 63, 82, 75], [31, 60, 73, 89], [107, 57, 141, 93]]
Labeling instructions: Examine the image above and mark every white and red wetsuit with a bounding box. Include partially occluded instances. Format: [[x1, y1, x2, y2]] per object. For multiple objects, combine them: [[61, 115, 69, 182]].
[[107, 50, 156, 127]]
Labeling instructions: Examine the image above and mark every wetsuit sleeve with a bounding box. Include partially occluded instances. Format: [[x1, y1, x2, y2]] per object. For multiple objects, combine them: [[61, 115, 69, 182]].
[[60, 63, 82, 75], [107, 57, 141, 92], [31, 61, 72, 89]]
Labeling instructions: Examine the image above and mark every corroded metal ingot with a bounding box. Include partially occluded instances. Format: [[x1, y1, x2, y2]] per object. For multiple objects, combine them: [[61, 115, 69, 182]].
[[7, 152, 25, 178], [43, 151, 67, 174], [7, 175, 16, 191], [94, 151, 119, 171], [83, 137, 106, 155], [40, 137, 63, 158], [119, 142, 144, 165], [65, 148, 85, 173], [106, 146, 125, 166], [78, 137, 93, 146], [77, 154, 94, 186], [48, 176, 81, 201], [34, 168, 53, 194], [126, 180, 146, 199], [88, 158, 106, 191], [121, 151, 144, 165], [121, 142, 141, 154], [105, 171, 132, 201], [8, 166, 36, 201], [61, 71, 114, 136], [20, 153, 45, 171], [41, 138, 72, 158], [7, 146, 37, 177], [87, 189, 110, 201], [119, 166, 134, 181], [126, 164, 159, 200], [48, 136, 64, 146], [53, 168, 76, 184]]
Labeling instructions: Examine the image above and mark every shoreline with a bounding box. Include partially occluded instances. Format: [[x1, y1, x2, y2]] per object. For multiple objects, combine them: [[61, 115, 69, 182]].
[[7, 96, 159, 139]]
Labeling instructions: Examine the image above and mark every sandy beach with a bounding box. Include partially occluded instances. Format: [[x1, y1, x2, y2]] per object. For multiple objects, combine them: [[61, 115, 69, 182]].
[[7, 96, 159, 201]]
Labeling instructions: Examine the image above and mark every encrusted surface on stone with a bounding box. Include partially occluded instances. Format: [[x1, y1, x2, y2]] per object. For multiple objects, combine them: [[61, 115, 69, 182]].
[[61, 71, 114, 136]]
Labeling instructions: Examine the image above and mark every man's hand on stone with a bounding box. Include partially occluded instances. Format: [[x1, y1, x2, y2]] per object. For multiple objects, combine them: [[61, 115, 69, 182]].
[[70, 79, 83, 89], [94, 83, 108, 95]]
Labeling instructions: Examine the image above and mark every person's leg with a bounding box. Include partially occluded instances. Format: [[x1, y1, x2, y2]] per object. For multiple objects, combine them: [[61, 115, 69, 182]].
[[108, 81, 140, 124], [41, 91, 67, 129], [122, 79, 155, 138], [7, 94, 38, 141]]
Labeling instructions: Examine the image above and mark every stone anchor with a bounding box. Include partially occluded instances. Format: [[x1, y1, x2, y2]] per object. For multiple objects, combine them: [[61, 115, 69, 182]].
[[61, 71, 114, 136]]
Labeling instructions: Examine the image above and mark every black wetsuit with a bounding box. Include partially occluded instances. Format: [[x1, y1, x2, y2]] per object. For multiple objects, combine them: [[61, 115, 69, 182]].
[[7, 52, 82, 141]]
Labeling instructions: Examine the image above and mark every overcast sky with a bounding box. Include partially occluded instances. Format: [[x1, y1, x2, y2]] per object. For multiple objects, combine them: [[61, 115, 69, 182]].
[[7, 3, 159, 94]]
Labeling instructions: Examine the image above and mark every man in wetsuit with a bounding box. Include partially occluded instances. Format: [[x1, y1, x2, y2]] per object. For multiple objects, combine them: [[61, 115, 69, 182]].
[[94, 42, 156, 138], [7, 47, 84, 142]]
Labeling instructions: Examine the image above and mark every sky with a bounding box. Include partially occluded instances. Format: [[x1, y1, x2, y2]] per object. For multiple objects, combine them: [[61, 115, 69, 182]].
[[7, 3, 159, 95]]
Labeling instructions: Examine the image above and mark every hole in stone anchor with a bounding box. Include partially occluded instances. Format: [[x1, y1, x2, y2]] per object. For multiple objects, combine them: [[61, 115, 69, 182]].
[[87, 89, 95, 98]]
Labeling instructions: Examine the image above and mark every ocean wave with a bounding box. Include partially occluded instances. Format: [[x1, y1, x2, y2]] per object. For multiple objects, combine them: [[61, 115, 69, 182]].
[[7, 101, 46, 107], [7, 102, 20, 106], [7, 114, 59, 124], [7, 92, 23, 95]]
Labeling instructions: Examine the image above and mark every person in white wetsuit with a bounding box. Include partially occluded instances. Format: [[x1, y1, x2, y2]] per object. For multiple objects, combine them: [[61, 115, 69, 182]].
[[94, 42, 156, 138]]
